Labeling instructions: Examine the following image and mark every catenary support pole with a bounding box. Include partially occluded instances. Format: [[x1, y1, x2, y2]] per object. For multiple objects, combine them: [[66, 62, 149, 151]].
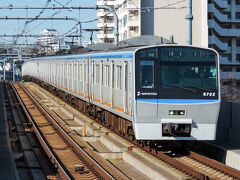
[[186, 0, 193, 45], [0, 5, 119, 45], [3, 58, 6, 80], [12, 60, 15, 81]]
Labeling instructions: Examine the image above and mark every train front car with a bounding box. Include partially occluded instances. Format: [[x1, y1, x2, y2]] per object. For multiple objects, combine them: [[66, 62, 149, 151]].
[[133, 45, 220, 140]]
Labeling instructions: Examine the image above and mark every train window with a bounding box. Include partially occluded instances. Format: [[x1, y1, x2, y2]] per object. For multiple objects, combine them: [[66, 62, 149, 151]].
[[79, 64, 82, 81], [96, 64, 100, 83], [136, 48, 157, 58], [84, 63, 88, 83], [101, 62, 104, 86], [74, 64, 77, 80], [125, 63, 128, 91], [112, 63, 115, 88], [139, 61, 154, 88], [117, 66, 122, 89], [160, 64, 217, 89], [64, 63, 67, 78], [105, 65, 110, 87], [68, 63, 72, 78]]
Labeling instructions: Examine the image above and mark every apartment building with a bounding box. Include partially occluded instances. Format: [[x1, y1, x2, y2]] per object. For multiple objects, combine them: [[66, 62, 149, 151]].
[[38, 29, 76, 54], [38, 29, 60, 53], [97, 0, 240, 79], [154, 0, 240, 79], [97, 0, 143, 43]]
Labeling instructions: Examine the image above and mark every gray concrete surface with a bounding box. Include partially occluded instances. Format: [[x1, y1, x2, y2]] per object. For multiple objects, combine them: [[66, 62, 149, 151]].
[[217, 100, 240, 145], [0, 83, 19, 180]]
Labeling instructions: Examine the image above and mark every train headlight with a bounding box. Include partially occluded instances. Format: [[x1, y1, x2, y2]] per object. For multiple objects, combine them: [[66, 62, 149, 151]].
[[169, 110, 185, 116]]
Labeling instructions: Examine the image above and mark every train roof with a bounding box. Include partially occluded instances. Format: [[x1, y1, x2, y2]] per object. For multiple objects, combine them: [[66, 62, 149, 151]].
[[25, 35, 174, 61]]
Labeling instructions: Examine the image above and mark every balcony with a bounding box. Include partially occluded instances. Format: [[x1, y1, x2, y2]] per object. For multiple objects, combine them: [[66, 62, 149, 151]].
[[97, 0, 117, 6], [129, 31, 139, 38], [209, 35, 228, 51], [213, 0, 228, 9], [208, 4, 228, 22], [127, 0, 140, 9], [97, 33, 114, 39], [97, 11, 114, 17], [220, 56, 232, 65], [220, 71, 240, 79], [208, 19, 240, 37], [97, 22, 114, 28]]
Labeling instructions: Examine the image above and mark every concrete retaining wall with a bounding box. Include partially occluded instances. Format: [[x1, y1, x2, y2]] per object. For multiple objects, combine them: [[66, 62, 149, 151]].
[[217, 101, 240, 145]]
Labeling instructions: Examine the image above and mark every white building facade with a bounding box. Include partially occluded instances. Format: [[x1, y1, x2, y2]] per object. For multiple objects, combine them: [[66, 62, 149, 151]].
[[38, 29, 60, 53], [97, 0, 142, 43], [153, 0, 240, 79], [38, 29, 76, 54], [97, 0, 240, 79]]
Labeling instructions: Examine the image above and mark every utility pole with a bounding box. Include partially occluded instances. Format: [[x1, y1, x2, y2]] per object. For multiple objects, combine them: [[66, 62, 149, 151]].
[[186, 0, 193, 45]]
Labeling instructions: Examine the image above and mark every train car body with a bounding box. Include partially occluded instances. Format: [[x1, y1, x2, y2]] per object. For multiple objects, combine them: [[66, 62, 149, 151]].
[[22, 44, 220, 140]]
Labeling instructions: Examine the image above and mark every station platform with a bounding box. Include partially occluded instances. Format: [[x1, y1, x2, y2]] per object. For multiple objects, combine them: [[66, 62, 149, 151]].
[[0, 83, 19, 180]]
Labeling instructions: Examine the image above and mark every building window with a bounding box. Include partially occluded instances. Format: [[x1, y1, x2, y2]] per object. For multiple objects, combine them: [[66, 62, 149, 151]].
[[123, 15, 127, 27], [222, 67, 232, 72], [236, 40, 240, 47], [129, 27, 137, 31], [236, 68, 240, 72], [236, 0, 240, 5], [226, 12, 231, 19], [224, 54, 232, 62], [228, 0, 231, 4], [236, 12, 240, 19], [228, 40, 232, 46], [236, 54, 240, 62]]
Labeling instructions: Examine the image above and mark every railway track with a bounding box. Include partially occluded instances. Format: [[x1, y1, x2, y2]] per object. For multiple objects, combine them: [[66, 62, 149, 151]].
[[11, 82, 126, 180], [17, 81, 240, 180], [2, 82, 58, 179]]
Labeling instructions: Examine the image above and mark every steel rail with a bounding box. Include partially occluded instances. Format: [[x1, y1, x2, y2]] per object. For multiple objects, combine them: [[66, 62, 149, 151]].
[[11, 82, 71, 180], [17, 82, 115, 180], [189, 151, 240, 179], [25, 78, 240, 180]]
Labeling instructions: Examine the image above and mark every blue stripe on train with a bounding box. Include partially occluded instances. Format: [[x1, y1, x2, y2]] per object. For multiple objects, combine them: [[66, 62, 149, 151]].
[[136, 99, 219, 103]]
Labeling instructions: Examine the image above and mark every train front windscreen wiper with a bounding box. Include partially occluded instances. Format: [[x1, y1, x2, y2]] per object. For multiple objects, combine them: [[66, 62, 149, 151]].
[[166, 85, 196, 93], [184, 86, 213, 92]]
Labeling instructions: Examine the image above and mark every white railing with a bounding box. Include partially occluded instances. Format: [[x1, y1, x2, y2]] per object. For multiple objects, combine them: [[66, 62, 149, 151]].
[[97, 0, 118, 6]]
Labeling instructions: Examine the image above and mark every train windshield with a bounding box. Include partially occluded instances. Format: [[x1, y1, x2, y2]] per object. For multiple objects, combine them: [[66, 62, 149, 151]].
[[160, 47, 217, 89], [135, 46, 218, 99]]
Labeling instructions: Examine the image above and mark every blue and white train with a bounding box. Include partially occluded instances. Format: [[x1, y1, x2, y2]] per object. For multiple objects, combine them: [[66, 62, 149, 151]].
[[22, 44, 220, 140]]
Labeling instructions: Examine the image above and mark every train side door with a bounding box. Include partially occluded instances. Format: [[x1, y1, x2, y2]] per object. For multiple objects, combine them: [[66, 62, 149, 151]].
[[102, 60, 112, 108], [113, 60, 124, 113], [92, 59, 102, 103]]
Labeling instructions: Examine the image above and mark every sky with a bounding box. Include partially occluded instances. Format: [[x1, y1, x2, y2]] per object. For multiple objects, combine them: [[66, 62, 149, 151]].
[[0, 0, 98, 45]]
